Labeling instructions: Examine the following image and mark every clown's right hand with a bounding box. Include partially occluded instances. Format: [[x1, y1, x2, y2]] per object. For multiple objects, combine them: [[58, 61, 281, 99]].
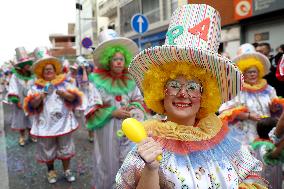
[[137, 137, 163, 170], [112, 108, 130, 119]]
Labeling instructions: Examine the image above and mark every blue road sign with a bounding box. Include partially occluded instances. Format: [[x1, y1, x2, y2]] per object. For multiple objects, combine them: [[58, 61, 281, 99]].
[[81, 37, 93, 49], [131, 14, 149, 34]]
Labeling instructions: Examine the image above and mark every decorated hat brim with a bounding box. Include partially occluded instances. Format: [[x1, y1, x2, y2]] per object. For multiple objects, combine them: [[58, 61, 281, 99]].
[[32, 57, 62, 78], [93, 37, 139, 68], [232, 52, 271, 75], [129, 45, 243, 103], [15, 60, 34, 68]]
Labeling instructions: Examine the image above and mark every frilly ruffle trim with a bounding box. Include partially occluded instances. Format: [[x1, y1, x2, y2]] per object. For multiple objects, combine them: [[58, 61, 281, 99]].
[[64, 88, 83, 110], [86, 106, 117, 130], [143, 114, 229, 154], [35, 74, 66, 87], [8, 94, 19, 103], [271, 97, 284, 109], [89, 69, 136, 95], [11, 68, 34, 81], [219, 106, 248, 123], [239, 181, 268, 189], [23, 93, 43, 115], [242, 79, 268, 93]]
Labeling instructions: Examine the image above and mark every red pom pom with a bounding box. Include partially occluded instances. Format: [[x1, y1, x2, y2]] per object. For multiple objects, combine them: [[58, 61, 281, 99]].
[[115, 95, 122, 102]]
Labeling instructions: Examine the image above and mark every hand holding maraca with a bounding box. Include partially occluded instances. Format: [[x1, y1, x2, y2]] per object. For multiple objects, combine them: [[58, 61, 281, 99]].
[[122, 118, 163, 169], [137, 137, 163, 170]]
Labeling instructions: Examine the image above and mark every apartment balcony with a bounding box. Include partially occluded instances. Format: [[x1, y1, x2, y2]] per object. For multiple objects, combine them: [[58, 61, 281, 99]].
[[98, 0, 118, 17]]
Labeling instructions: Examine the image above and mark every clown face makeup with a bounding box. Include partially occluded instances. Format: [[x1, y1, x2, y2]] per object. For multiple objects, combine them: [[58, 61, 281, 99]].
[[43, 64, 56, 81], [244, 66, 259, 85], [110, 52, 125, 74], [164, 76, 201, 123]]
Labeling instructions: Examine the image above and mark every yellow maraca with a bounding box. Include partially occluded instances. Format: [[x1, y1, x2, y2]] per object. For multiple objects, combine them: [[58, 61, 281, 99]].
[[122, 118, 162, 161]]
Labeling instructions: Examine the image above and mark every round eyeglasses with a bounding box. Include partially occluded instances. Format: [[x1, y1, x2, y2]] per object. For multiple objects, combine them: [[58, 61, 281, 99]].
[[165, 80, 202, 98]]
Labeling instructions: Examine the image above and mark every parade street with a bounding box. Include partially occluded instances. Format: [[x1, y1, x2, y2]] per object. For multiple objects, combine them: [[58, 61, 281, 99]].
[[1, 97, 93, 189]]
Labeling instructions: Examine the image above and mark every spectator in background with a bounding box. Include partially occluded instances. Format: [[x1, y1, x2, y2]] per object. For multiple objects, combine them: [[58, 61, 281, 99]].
[[260, 43, 284, 97], [274, 44, 284, 65], [256, 42, 272, 60], [252, 42, 259, 49]]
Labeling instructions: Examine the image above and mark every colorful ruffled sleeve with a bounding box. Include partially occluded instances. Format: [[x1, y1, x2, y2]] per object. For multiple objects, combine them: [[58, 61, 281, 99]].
[[7, 74, 20, 103], [63, 83, 84, 110], [219, 105, 248, 123], [23, 88, 44, 116], [218, 95, 248, 123], [271, 97, 284, 114], [231, 146, 268, 188], [86, 105, 117, 130], [84, 83, 103, 117]]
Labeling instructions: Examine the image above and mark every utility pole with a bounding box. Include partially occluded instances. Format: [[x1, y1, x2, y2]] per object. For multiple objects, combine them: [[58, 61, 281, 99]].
[[76, 1, 83, 55]]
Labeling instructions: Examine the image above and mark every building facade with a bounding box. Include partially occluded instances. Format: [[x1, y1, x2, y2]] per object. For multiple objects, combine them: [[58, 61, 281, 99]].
[[119, 0, 186, 50], [97, 0, 119, 32], [84, 0, 284, 59], [234, 0, 284, 55], [49, 23, 76, 61]]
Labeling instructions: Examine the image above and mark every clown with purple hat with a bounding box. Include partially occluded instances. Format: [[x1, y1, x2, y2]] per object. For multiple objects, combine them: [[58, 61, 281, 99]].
[[116, 4, 268, 188], [7, 47, 35, 146]]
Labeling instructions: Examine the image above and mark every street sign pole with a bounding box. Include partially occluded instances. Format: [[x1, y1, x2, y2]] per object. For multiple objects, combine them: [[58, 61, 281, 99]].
[[138, 35, 141, 51], [76, 0, 83, 55]]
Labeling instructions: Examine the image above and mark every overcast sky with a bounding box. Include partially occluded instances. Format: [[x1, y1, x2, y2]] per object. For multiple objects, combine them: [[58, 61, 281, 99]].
[[0, 0, 76, 65]]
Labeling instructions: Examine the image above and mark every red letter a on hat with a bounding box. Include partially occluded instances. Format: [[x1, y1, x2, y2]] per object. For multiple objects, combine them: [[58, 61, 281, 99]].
[[188, 18, 210, 41]]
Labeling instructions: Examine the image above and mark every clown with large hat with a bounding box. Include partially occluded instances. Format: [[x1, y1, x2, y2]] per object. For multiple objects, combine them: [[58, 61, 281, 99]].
[[116, 4, 267, 188], [7, 47, 35, 146], [219, 43, 284, 145], [88, 29, 146, 189], [219, 43, 284, 188], [23, 47, 83, 184]]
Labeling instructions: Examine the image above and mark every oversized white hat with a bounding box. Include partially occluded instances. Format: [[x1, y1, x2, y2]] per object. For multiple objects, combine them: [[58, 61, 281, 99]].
[[233, 43, 271, 75], [14, 47, 34, 67], [129, 4, 243, 103], [32, 47, 62, 78], [92, 29, 139, 68]]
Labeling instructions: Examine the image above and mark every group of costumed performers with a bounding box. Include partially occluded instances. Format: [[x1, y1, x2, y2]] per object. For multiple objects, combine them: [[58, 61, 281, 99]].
[[87, 29, 146, 189], [23, 47, 83, 184], [7, 47, 35, 146], [219, 43, 284, 146], [116, 4, 268, 188]]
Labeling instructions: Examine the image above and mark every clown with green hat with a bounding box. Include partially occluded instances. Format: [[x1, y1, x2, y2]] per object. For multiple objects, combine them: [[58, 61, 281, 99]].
[[7, 47, 35, 146]]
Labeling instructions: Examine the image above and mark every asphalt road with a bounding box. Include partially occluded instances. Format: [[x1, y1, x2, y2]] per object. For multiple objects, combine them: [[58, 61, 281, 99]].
[[2, 100, 94, 189]]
